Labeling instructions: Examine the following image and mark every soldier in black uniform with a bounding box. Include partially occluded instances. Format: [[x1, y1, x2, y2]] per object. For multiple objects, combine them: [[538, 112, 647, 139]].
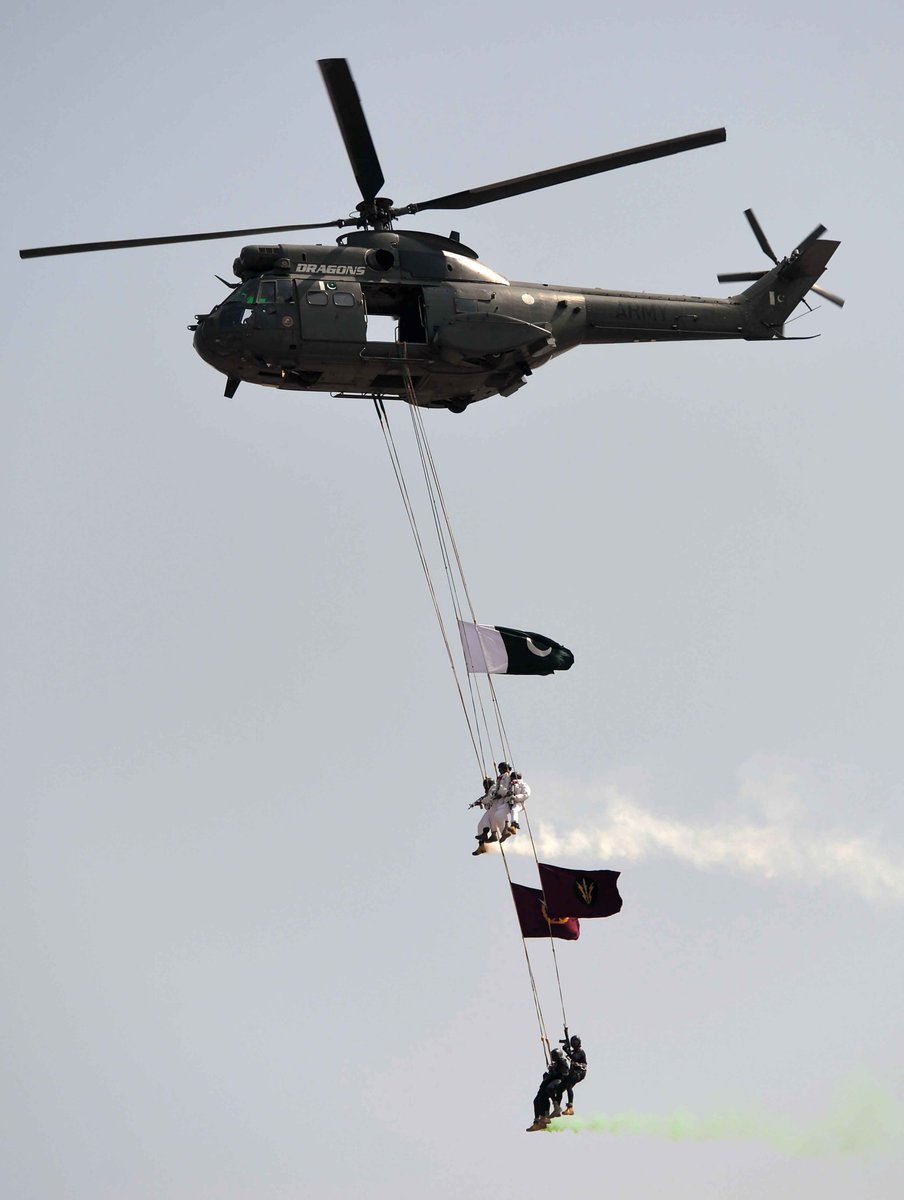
[[526, 1048, 569, 1131], [558, 1034, 588, 1116]]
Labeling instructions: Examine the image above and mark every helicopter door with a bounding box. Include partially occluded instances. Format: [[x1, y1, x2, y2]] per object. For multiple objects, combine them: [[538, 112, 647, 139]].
[[296, 279, 366, 344]]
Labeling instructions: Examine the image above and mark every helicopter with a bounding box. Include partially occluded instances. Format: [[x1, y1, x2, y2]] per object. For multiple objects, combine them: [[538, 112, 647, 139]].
[[19, 59, 842, 414]]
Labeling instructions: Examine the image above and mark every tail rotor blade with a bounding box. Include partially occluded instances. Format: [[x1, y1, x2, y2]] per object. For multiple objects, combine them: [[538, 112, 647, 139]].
[[794, 224, 828, 256], [318, 58, 385, 203], [811, 283, 845, 308], [744, 208, 779, 264]]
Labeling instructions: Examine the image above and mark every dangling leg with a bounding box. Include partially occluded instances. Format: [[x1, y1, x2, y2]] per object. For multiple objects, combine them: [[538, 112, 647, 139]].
[[527, 1085, 551, 1132]]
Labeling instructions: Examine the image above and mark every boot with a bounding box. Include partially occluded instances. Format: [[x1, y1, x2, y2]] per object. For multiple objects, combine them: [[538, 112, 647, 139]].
[[472, 844, 487, 856], [551, 1104, 562, 1118], [563, 1105, 574, 1117]]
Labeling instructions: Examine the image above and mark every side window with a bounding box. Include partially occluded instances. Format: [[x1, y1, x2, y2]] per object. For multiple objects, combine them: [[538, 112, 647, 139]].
[[306, 291, 329, 306], [333, 291, 355, 307], [257, 280, 277, 304]]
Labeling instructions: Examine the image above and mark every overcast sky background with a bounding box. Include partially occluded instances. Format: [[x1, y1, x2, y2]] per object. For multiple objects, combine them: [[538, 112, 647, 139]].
[[3, 1, 903, 1197]]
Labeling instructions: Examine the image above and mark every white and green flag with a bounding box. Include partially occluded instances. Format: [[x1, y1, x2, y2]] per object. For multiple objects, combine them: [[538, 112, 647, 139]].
[[457, 621, 574, 676]]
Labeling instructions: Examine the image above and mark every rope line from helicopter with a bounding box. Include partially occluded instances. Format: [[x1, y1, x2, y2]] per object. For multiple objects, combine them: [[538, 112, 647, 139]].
[[378, 370, 571, 1058], [371, 395, 485, 773]]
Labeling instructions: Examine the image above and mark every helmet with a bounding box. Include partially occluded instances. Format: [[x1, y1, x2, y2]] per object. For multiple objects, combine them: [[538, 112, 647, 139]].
[[497, 762, 511, 773], [550, 1048, 563, 1059], [511, 771, 521, 780], [570, 1035, 581, 1049], [483, 777, 494, 789]]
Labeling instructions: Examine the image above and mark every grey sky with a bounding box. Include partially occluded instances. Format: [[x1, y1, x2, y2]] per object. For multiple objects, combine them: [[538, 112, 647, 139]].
[[3, 1, 902, 1197]]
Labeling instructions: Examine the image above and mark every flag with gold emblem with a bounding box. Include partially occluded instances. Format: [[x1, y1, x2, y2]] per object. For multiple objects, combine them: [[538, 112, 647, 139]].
[[510, 882, 580, 940], [537, 864, 622, 920]]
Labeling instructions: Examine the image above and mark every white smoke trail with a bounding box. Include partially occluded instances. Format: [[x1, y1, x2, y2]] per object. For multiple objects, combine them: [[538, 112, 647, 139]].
[[507, 784, 904, 903], [546, 1075, 904, 1156]]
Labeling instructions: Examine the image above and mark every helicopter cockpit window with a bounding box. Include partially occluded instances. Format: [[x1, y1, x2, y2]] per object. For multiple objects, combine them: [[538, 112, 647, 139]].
[[257, 280, 277, 304], [332, 291, 355, 307], [454, 297, 479, 313], [306, 291, 329, 306], [228, 284, 257, 306]]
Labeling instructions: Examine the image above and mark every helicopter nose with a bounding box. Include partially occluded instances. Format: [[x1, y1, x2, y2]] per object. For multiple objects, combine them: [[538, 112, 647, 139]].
[[195, 301, 236, 341], [191, 313, 215, 359], [192, 310, 238, 369]]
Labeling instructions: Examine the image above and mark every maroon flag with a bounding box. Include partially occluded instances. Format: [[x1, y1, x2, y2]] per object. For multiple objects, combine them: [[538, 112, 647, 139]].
[[511, 882, 580, 940], [538, 863, 622, 920]]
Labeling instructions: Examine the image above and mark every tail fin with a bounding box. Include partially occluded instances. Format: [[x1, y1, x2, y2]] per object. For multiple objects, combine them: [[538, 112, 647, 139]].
[[741, 239, 840, 332]]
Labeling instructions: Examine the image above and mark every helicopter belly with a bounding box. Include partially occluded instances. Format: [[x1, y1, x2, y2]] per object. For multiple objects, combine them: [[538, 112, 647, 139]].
[[193, 316, 524, 408]]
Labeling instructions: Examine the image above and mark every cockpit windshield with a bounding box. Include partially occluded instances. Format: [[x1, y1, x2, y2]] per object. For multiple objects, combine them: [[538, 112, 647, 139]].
[[226, 280, 280, 305], [227, 282, 258, 306]]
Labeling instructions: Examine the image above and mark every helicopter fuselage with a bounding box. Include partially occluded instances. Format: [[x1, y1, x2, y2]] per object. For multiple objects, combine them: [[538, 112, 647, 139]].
[[190, 228, 818, 411]]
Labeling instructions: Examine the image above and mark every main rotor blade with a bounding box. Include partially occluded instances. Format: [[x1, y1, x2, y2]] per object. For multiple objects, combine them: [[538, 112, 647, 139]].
[[811, 283, 845, 308], [398, 127, 727, 214], [318, 58, 385, 203], [744, 208, 779, 264], [19, 220, 346, 259]]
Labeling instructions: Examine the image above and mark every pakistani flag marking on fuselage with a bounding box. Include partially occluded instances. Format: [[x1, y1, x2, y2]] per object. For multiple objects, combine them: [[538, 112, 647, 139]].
[[457, 621, 574, 676]]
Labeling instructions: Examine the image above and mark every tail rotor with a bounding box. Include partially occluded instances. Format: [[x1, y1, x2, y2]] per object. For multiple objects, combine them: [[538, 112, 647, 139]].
[[718, 208, 844, 308]]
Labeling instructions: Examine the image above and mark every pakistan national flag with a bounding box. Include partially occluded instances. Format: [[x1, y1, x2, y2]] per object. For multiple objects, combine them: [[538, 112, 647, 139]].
[[457, 621, 574, 676]]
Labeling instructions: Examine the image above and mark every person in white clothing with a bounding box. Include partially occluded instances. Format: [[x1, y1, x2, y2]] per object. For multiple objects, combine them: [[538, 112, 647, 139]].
[[494, 761, 512, 800], [472, 763, 525, 854], [469, 777, 496, 849], [508, 771, 531, 831]]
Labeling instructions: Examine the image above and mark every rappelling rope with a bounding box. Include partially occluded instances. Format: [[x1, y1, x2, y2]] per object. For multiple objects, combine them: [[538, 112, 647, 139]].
[[405, 402, 500, 773], [402, 374, 568, 1039], [377, 374, 567, 1061], [406, 389, 513, 764], [523, 805, 569, 1036], [373, 397, 484, 773], [405, 403, 496, 769], [499, 839, 551, 1066]]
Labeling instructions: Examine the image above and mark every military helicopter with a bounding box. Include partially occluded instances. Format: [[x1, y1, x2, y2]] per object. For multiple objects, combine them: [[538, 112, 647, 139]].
[[20, 59, 842, 413]]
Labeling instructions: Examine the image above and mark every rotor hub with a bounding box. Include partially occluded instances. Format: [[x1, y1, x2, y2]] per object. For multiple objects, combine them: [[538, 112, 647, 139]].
[[356, 197, 395, 230]]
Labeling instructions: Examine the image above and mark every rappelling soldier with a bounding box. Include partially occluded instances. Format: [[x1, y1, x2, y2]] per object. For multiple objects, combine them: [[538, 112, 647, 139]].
[[470, 777, 497, 855], [556, 1034, 588, 1116], [494, 761, 512, 799], [472, 765, 517, 854], [507, 770, 530, 833], [493, 761, 518, 845], [526, 1048, 569, 1131]]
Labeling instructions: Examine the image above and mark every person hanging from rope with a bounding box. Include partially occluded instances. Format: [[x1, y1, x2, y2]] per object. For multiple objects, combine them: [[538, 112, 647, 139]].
[[472, 762, 514, 854], [556, 1034, 588, 1117], [494, 760, 513, 799], [469, 777, 496, 854], [526, 1048, 569, 1131], [507, 770, 531, 833]]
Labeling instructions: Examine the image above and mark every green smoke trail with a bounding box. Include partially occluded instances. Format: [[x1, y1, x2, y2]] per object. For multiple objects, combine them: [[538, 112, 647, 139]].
[[546, 1075, 903, 1156]]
